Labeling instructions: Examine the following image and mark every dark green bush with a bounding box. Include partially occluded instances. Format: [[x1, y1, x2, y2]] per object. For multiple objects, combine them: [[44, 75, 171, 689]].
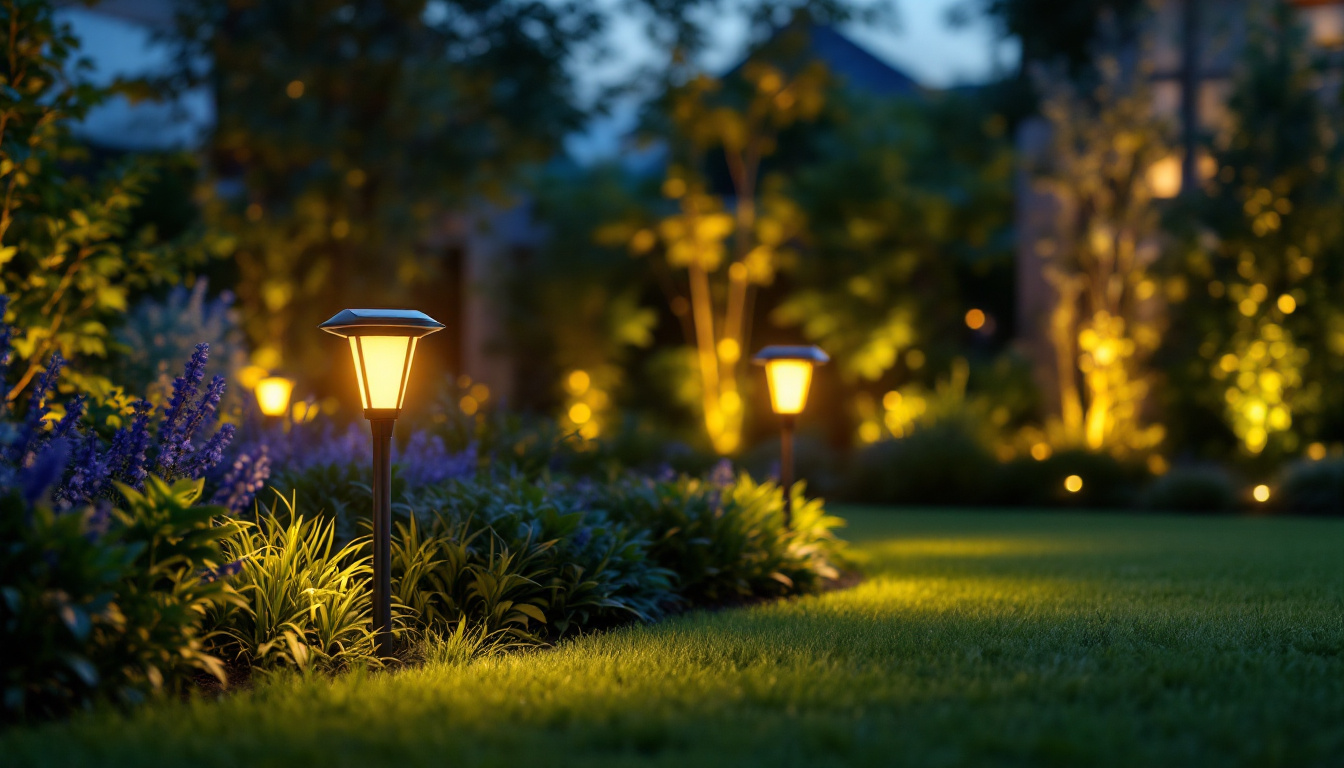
[[590, 474, 844, 603], [1274, 458, 1344, 516], [2, 479, 236, 723], [844, 421, 999, 506], [1142, 466, 1238, 513]]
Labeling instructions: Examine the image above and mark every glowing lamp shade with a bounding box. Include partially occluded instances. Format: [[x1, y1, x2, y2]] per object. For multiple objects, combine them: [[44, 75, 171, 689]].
[[319, 308, 445, 418], [753, 346, 829, 415], [255, 376, 295, 417]]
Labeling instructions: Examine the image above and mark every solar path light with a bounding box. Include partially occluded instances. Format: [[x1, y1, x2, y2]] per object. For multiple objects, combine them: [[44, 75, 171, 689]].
[[320, 308, 444, 653], [753, 345, 829, 529]]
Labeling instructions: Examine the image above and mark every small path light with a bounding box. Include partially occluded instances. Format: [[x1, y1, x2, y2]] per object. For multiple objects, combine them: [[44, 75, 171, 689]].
[[320, 308, 444, 654], [753, 345, 829, 529], [254, 376, 295, 419]]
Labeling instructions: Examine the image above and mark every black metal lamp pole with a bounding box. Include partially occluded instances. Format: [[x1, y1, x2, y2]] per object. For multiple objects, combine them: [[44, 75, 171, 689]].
[[752, 345, 829, 533], [370, 418, 395, 652], [320, 308, 444, 657], [780, 413, 795, 529]]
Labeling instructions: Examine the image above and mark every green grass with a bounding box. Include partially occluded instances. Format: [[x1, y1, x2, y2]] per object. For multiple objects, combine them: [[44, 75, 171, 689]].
[[5, 508, 1343, 767]]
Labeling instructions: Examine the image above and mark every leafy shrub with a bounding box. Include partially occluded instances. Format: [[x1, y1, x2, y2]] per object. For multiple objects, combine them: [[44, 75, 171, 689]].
[[1142, 466, 1238, 513], [209, 495, 377, 673], [590, 474, 844, 603], [1274, 458, 1344, 516], [398, 478, 676, 642], [1, 478, 236, 723], [844, 421, 999, 506]]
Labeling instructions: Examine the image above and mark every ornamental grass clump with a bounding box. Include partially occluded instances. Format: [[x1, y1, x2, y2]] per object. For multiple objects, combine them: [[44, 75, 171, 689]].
[[208, 494, 378, 673]]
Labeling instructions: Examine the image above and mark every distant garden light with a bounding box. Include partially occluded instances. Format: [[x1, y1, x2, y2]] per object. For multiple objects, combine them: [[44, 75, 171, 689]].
[[254, 376, 295, 418], [1065, 474, 1084, 493], [754, 345, 829, 528], [1253, 484, 1271, 503], [321, 308, 444, 653]]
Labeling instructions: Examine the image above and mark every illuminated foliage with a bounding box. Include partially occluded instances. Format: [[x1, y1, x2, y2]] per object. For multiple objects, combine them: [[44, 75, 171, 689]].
[[1160, 4, 1344, 460], [0, 0, 224, 404], [777, 92, 1014, 392], [621, 23, 830, 454], [162, 0, 605, 387], [1032, 53, 1170, 456]]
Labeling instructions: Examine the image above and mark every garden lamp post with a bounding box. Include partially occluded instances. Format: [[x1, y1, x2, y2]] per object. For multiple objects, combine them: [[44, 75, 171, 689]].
[[254, 376, 295, 420], [320, 308, 444, 654], [753, 345, 829, 529]]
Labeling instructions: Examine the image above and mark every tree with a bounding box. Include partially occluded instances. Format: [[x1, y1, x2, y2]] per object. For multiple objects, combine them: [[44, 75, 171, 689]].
[[1160, 3, 1344, 462], [1031, 54, 1171, 456], [160, 0, 605, 385], [0, 0, 221, 404]]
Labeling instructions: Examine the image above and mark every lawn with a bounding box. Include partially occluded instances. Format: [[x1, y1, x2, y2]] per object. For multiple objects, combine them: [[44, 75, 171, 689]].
[[5, 508, 1342, 767]]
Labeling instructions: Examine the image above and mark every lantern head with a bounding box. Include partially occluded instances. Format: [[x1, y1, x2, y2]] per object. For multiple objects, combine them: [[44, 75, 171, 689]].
[[319, 308, 445, 419], [254, 376, 295, 418], [753, 345, 829, 415]]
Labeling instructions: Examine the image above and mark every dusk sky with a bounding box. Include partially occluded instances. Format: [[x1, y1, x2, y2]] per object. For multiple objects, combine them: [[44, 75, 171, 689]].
[[58, 0, 1017, 159]]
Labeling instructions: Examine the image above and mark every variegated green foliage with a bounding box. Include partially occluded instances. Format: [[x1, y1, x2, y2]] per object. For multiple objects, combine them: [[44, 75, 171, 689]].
[[209, 494, 376, 673]]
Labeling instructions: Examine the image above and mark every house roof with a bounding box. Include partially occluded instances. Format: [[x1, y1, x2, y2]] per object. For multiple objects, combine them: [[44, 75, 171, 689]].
[[726, 23, 922, 97], [801, 24, 921, 96]]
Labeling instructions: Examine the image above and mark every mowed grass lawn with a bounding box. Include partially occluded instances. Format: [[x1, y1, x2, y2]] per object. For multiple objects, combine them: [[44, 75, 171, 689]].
[[5, 508, 1342, 767]]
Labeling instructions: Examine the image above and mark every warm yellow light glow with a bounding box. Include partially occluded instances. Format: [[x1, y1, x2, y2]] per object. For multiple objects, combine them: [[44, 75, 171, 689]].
[[348, 336, 416, 410], [717, 337, 741, 363], [965, 308, 986, 330], [764, 360, 814, 415], [286, 80, 304, 99], [459, 395, 479, 415], [566, 370, 590, 396], [1308, 442, 1327, 461], [1277, 294, 1297, 314], [882, 390, 902, 410], [858, 422, 882, 443], [568, 402, 592, 424], [1147, 154, 1183, 198], [1064, 475, 1083, 493], [254, 376, 294, 417], [1253, 484, 1271, 503], [1031, 443, 1052, 461], [469, 383, 490, 402], [238, 365, 269, 392]]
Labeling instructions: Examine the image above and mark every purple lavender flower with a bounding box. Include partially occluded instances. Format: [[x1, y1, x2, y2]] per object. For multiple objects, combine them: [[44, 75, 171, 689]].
[[9, 352, 64, 465], [108, 400, 152, 490], [708, 458, 735, 487], [58, 431, 107, 506], [175, 374, 226, 458], [395, 431, 476, 488], [211, 447, 272, 515], [187, 422, 235, 479], [157, 343, 209, 472], [21, 437, 70, 505], [53, 394, 85, 439]]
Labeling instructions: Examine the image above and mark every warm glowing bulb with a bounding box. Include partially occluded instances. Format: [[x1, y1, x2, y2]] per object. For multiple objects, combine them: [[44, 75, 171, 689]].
[[568, 402, 592, 424], [1308, 442, 1327, 461], [965, 308, 986, 330], [1030, 443, 1051, 461], [255, 376, 294, 417], [1064, 475, 1083, 493], [1252, 484, 1271, 503], [348, 336, 417, 411], [1147, 154, 1183, 198], [764, 360, 813, 415], [566, 370, 590, 396]]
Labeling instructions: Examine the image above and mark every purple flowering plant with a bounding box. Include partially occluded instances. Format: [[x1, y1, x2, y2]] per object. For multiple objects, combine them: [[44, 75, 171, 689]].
[[0, 295, 265, 512]]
